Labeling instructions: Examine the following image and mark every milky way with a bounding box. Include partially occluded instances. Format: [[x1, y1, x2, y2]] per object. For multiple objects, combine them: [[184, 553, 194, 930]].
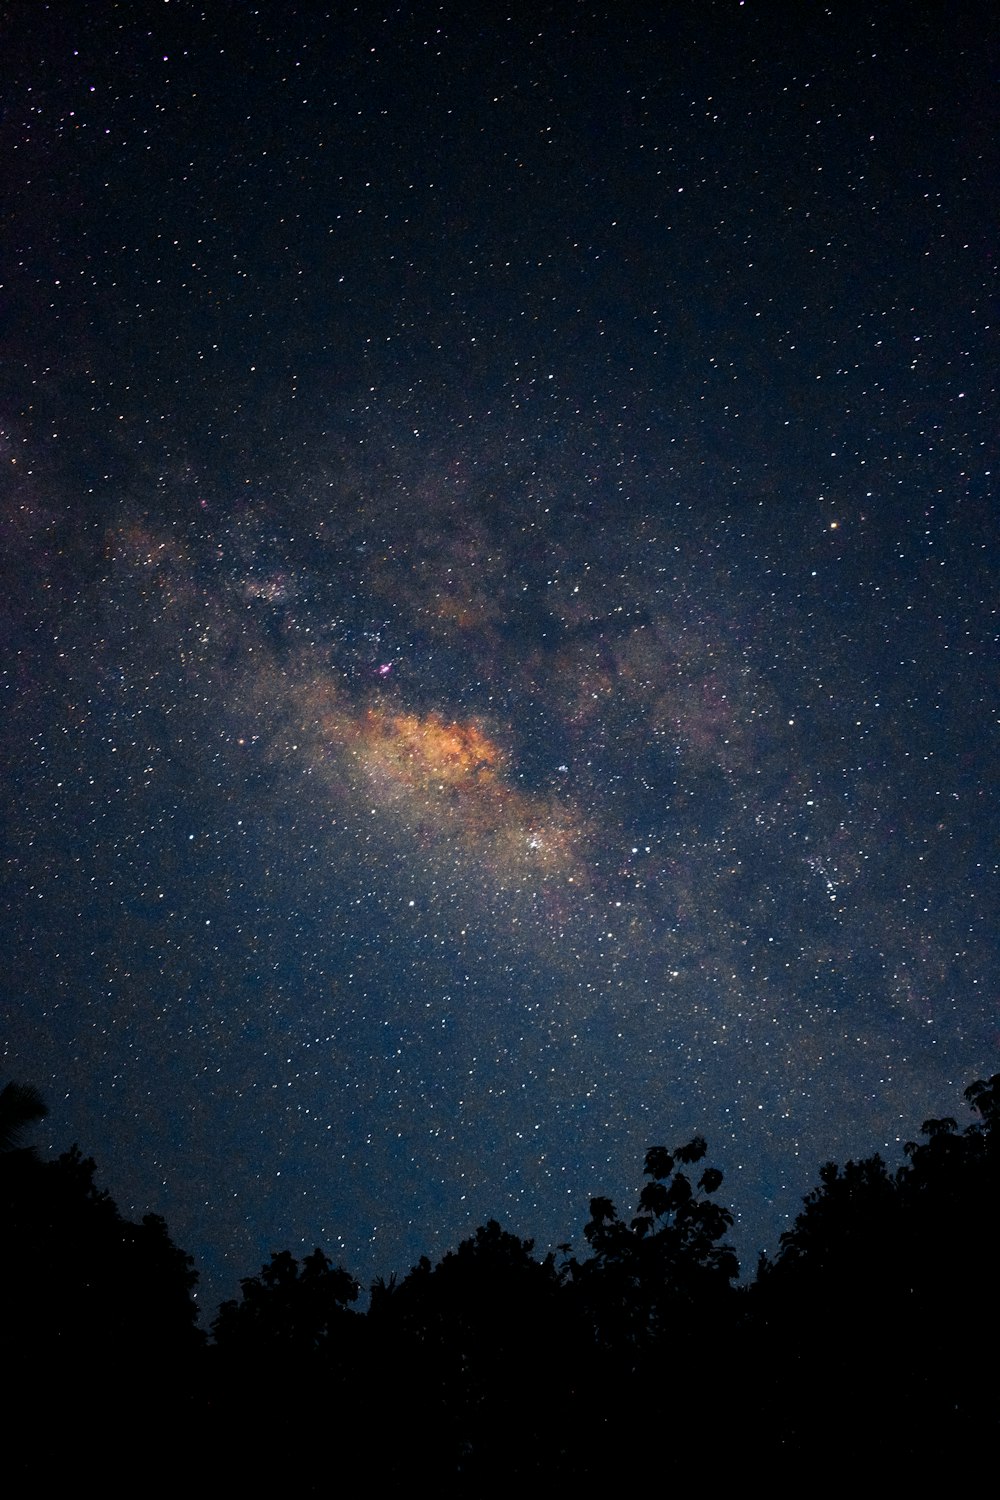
[[1, 2, 995, 1311]]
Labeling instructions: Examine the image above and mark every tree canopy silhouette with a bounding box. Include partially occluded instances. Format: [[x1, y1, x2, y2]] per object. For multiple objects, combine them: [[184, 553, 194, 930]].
[[1, 1142, 201, 1361], [563, 1135, 738, 1358], [3, 1070, 996, 1483], [212, 1246, 360, 1363], [0, 1093, 203, 1484], [366, 1221, 573, 1480], [747, 1072, 1000, 1472]]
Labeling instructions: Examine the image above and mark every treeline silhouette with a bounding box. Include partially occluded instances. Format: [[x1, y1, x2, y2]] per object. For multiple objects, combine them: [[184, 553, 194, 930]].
[[2, 1075, 996, 1486]]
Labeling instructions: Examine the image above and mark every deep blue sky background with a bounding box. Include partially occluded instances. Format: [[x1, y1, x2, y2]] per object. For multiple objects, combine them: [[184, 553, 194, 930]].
[[1, 0, 996, 1317]]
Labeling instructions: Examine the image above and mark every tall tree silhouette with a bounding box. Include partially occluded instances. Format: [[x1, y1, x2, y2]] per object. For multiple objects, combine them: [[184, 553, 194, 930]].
[[208, 1245, 363, 1487], [747, 1073, 1000, 1473], [554, 1137, 739, 1483], [212, 1246, 360, 1362], [1, 1127, 202, 1483], [564, 1136, 738, 1356], [1, 1143, 201, 1358], [368, 1221, 576, 1482]]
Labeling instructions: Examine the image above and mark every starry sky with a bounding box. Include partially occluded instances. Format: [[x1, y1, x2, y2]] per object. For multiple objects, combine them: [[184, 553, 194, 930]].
[[2, 0, 996, 1314]]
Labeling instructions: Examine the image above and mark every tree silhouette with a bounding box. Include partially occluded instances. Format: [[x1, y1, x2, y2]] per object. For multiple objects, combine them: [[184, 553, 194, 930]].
[[550, 1138, 740, 1482], [212, 1246, 360, 1362], [208, 1245, 363, 1482], [7, 1067, 989, 1482], [1, 1142, 201, 1358], [770, 1073, 1000, 1288], [564, 1136, 738, 1357], [746, 1072, 1000, 1474], [367, 1221, 577, 1481], [1, 1130, 202, 1482]]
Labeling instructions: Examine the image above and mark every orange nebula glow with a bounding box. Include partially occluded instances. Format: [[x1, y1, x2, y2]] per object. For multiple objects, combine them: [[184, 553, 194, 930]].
[[363, 710, 505, 792]]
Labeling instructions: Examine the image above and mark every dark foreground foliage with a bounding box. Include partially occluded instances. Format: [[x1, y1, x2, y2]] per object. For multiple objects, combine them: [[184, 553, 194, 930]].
[[2, 1075, 996, 1488], [744, 1074, 1000, 1473], [0, 1137, 204, 1486]]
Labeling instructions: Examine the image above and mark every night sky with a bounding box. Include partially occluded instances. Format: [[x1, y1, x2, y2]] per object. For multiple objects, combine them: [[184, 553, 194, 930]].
[[2, 0, 996, 1316]]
